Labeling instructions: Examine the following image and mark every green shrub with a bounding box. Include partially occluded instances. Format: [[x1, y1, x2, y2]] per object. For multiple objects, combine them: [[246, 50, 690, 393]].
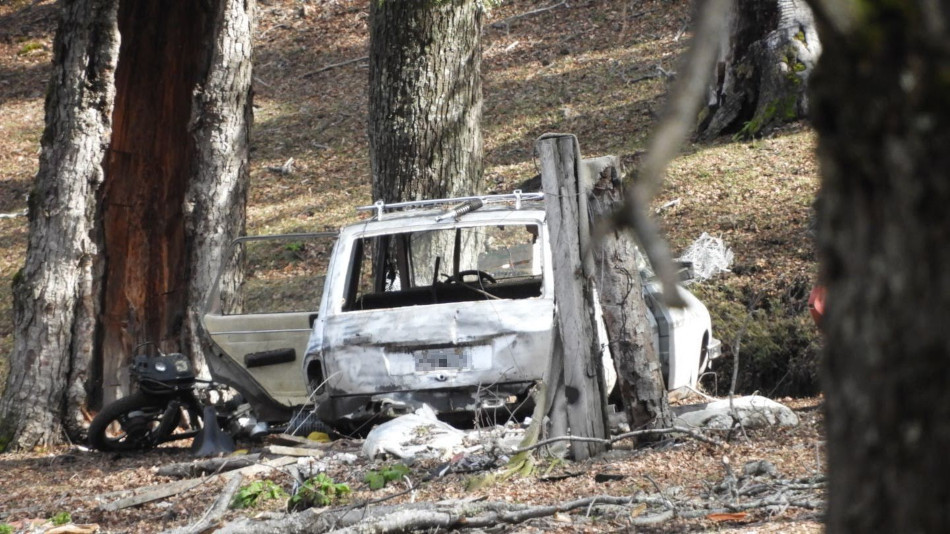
[[17, 41, 43, 55], [50, 512, 71, 526], [695, 282, 822, 397], [364, 463, 410, 490], [289, 473, 351, 511], [231, 480, 288, 509]]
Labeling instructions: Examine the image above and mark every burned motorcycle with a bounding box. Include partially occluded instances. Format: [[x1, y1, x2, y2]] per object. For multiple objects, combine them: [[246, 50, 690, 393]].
[[87, 342, 322, 454], [88, 345, 235, 454], [89, 234, 340, 454]]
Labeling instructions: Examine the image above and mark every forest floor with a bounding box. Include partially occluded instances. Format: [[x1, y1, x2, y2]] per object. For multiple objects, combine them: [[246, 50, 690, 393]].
[[0, 0, 824, 531]]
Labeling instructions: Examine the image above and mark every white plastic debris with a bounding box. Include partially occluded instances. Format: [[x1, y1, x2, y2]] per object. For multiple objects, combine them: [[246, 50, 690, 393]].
[[362, 405, 466, 461], [672, 395, 799, 430], [677, 232, 734, 281], [296, 452, 360, 479], [297, 456, 329, 478]]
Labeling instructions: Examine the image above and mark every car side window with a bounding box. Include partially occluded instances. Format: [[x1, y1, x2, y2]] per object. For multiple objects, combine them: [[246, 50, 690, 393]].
[[217, 235, 334, 315]]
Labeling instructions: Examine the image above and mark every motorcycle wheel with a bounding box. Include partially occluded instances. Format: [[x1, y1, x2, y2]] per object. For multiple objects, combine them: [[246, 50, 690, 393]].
[[88, 392, 188, 452]]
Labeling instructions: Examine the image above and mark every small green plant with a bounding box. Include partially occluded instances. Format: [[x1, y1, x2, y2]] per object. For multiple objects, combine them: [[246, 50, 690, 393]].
[[231, 480, 288, 509], [17, 41, 43, 55], [283, 241, 304, 253], [289, 473, 351, 511], [50, 512, 71, 526], [0, 523, 13, 534], [364, 463, 410, 490]]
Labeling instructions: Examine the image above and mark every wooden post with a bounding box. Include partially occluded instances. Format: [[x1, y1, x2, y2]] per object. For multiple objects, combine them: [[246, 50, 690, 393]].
[[537, 134, 609, 459], [584, 157, 673, 433]]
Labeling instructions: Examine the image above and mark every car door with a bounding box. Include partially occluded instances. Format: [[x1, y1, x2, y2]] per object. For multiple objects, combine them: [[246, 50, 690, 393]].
[[202, 233, 337, 406]]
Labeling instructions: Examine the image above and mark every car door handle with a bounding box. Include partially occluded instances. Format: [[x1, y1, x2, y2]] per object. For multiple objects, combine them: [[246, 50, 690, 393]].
[[245, 348, 296, 368]]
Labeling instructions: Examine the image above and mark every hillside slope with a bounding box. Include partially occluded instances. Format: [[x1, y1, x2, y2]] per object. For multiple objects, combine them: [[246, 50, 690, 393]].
[[0, 1, 823, 532], [0, 0, 820, 395]]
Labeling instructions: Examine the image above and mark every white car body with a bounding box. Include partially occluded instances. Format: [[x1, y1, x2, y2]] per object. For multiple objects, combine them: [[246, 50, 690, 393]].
[[202, 193, 719, 427]]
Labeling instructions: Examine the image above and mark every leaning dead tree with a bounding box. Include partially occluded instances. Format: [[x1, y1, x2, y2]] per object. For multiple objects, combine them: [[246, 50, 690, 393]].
[[586, 157, 673, 433], [700, 0, 821, 139], [536, 134, 611, 460], [532, 135, 671, 460]]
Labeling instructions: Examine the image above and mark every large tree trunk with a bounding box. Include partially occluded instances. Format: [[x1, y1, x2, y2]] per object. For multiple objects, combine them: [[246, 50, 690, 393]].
[[0, 0, 252, 450], [700, 0, 820, 139], [99, 0, 253, 404], [0, 0, 120, 450], [183, 0, 254, 379], [809, 3, 950, 532], [98, 1, 210, 403], [585, 158, 672, 433], [368, 0, 483, 202]]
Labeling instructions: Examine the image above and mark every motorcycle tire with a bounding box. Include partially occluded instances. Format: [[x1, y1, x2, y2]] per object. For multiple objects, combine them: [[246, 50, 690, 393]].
[[88, 392, 184, 452]]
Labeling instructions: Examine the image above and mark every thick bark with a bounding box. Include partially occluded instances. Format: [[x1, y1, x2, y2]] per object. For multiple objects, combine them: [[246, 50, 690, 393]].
[[99, 0, 210, 403], [0, 0, 252, 450], [368, 0, 483, 202], [538, 135, 609, 460], [585, 158, 672, 432], [0, 0, 120, 451], [809, 2, 950, 532], [184, 0, 253, 376], [700, 0, 820, 139]]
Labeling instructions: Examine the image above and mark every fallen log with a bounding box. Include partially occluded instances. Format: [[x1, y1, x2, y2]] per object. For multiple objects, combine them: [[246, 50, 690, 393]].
[[213, 462, 827, 533], [165, 472, 244, 534], [216, 495, 675, 533], [156, 453, 262, 478]]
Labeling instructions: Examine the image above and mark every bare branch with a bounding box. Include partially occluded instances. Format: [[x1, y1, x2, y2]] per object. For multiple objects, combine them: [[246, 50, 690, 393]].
[[510, 425, 724, 454], [165, 472, 243, 534], [489, 1, 568, 30], [300, 56, 369, 79], [611, 0, 731, 306]]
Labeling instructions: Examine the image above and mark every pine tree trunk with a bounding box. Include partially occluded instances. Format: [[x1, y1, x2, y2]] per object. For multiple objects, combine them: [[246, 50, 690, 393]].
[[368, 0, 483, 202], [585, 158, 672, 432], [700, 0, 820, 139], [0, 0, 252, 450], [0, 0, 120, 450], [810, 4, 950, 532]]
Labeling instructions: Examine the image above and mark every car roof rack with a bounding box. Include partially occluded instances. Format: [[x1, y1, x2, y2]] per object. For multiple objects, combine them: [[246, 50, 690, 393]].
[[356, 190, 545, 220]]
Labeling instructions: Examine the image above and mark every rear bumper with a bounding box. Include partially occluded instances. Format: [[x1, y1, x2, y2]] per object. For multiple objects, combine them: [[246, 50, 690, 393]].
[[317, 381, 536, 425]]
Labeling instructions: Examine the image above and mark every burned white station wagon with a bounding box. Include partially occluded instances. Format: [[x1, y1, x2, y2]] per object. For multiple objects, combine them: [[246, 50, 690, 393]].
[[299, 193, 720, 428], [203, 193, 719, 431]]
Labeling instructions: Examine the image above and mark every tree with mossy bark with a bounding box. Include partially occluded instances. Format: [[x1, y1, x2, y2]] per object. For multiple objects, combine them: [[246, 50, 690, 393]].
[[0, 0, 253, 451], [700, 0, 821, 139]]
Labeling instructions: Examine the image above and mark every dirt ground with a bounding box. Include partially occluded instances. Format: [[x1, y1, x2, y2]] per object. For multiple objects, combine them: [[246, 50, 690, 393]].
[[0, 396, 825, 533], [0, 0, 825, 531]]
